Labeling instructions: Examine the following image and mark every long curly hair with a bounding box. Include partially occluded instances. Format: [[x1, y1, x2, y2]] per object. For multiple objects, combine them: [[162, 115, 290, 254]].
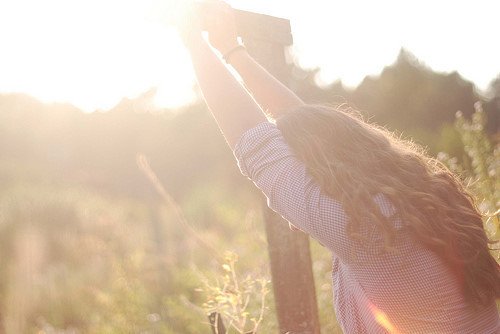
[[276, 104, 500, 306]]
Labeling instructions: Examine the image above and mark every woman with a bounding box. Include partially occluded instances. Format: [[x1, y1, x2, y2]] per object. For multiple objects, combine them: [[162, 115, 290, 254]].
[[179, 2, 500, 333]]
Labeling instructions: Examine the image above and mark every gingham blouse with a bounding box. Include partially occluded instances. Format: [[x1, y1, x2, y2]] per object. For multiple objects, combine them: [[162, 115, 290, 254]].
[[234, 122, 500, 334]]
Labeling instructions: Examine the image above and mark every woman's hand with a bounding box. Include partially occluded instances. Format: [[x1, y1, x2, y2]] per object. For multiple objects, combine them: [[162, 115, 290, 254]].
[[173, 1, 204, 48], [203, 1, 240, 56]]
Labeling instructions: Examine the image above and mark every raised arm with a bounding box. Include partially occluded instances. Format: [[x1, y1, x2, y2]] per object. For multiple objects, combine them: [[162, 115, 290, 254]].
[[226, 50, 304, 119], [182, 31, 267, 149], [205, 2, 304, 119]]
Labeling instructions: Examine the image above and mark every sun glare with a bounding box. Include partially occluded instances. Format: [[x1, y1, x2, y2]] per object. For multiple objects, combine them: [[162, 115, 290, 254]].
[[0, 0, 195, 112], [0, 0, 498, 112], [370, 303, 401, 334]]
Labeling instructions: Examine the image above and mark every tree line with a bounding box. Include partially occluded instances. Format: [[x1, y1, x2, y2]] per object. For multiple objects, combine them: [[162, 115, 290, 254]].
[[1, 50, 498, 200]]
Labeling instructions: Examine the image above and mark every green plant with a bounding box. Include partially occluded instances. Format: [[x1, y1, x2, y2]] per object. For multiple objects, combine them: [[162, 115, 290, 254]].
[[438, 102, 499, 259], [197, 251, 270, 334]]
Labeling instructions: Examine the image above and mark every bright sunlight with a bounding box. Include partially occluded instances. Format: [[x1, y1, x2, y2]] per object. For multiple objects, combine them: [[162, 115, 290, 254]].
[[0, 0, 498, 111], [1, 0, 498, 333], [0, 0, 195, 112]]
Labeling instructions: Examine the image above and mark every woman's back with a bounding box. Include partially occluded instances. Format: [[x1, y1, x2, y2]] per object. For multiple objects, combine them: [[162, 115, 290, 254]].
[[235, 121, 500, 333], [334, 226, 499, 333]]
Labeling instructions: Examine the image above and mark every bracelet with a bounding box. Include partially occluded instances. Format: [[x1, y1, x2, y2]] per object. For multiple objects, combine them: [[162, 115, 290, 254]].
[[222, 45, 246, 64]]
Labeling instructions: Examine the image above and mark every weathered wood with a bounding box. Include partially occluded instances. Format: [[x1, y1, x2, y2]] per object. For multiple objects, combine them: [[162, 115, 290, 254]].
[[198, 4, 293, 46], [240, 16, 321, 334], [234, 10, 293, 46], [264, 210, 321, 334]]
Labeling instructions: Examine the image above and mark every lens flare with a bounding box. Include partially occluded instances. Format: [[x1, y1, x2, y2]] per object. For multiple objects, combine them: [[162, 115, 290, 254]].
[[370, 303, 401, 334]]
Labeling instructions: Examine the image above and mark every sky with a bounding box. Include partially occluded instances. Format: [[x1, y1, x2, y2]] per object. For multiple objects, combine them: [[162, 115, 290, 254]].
[[0, 0, 499, 112]]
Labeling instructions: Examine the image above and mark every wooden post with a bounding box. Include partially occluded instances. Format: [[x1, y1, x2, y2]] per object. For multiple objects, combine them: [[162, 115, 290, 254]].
[[237, 12, 321, 334]]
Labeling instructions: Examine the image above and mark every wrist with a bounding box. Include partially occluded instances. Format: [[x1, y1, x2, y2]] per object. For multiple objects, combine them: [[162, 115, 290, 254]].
[[222, 44, 247, 64]]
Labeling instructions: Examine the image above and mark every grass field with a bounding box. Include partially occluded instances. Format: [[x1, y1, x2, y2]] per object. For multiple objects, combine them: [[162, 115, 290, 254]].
[[0, 105, 497, 333]]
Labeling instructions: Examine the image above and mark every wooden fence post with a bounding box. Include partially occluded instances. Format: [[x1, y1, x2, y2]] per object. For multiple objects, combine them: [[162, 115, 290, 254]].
[[237, 12, 321, 334]]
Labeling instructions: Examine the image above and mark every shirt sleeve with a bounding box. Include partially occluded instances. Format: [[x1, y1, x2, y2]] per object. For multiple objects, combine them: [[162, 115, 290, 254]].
[[233, 121, 355, 259]]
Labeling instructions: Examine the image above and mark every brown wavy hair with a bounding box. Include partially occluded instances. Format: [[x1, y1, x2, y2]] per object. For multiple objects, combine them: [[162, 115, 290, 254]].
[[276, 104, 500, 306]]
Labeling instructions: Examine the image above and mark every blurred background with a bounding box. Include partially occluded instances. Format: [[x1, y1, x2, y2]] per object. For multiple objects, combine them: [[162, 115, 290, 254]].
[[0, 0, 498, 333]]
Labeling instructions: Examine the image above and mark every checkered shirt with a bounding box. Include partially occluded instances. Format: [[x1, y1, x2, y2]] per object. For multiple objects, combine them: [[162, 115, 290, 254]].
[[234, 122, 500, 334]]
